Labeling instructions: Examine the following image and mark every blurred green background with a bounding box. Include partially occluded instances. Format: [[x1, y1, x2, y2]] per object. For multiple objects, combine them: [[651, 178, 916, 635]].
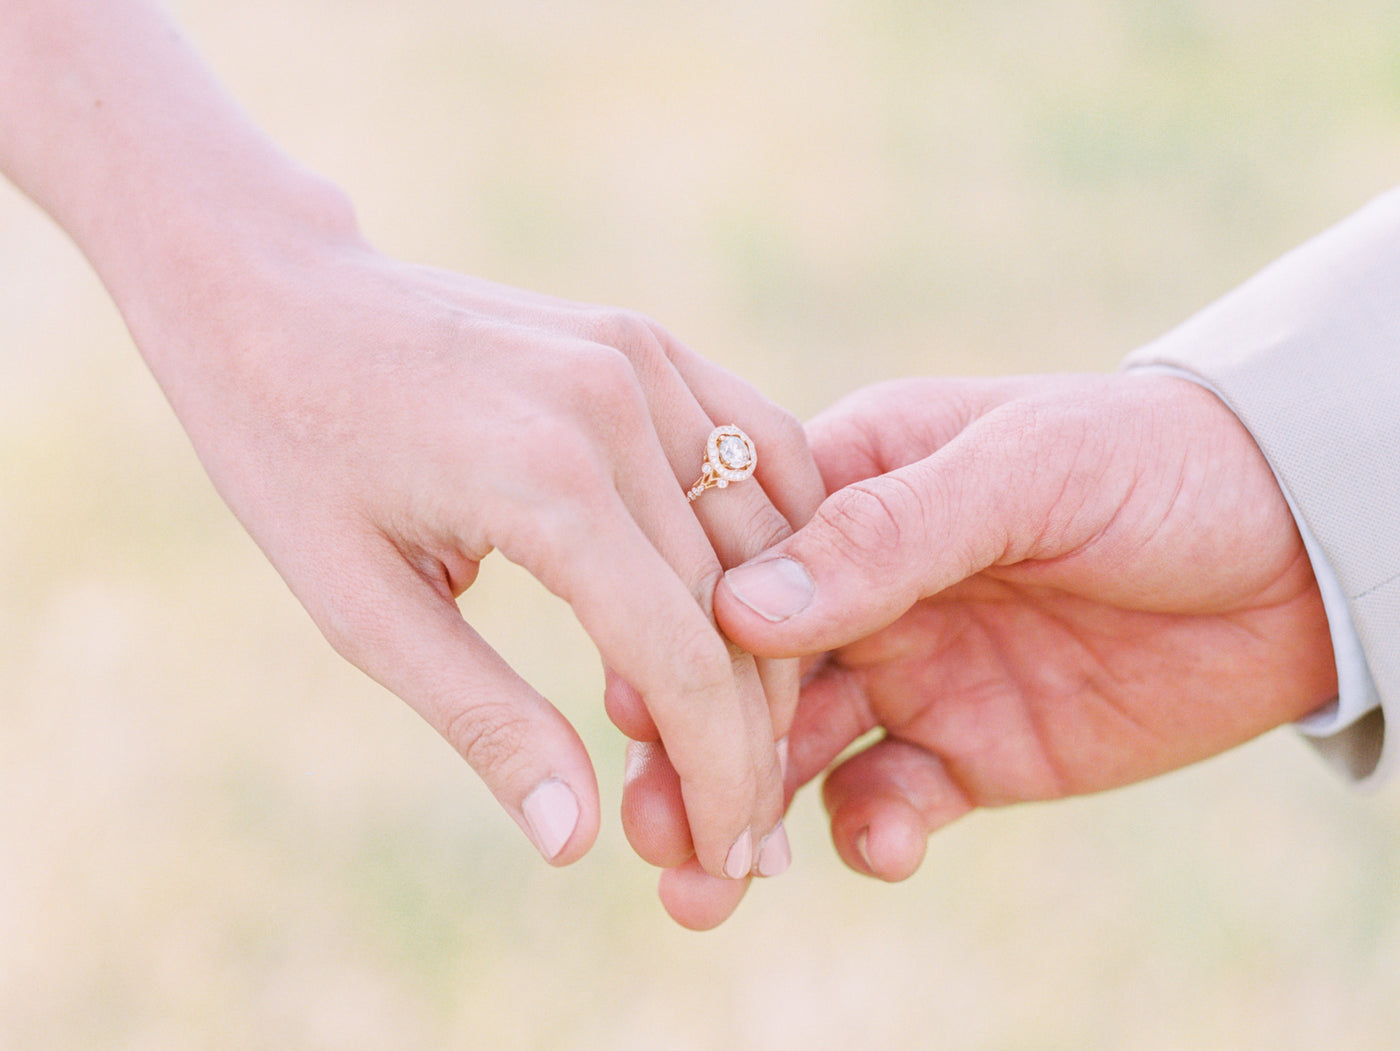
[[4, 1, 1400, 1047]]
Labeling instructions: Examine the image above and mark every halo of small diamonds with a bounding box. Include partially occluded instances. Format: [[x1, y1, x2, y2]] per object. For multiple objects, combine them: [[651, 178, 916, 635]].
[[686, 425, 757, 501], [706, 425, 756, 482]]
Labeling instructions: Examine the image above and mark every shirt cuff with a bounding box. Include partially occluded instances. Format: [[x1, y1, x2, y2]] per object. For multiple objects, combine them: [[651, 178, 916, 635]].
[[1126, 364, 1381, 737]]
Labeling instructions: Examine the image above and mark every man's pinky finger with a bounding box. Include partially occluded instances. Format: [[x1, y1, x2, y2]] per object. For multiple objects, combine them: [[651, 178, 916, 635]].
[[821, 738, 972, 882]]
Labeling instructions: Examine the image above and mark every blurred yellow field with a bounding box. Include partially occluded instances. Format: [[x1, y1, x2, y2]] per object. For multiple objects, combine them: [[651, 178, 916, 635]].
[[3, 2, 1400, 1047]]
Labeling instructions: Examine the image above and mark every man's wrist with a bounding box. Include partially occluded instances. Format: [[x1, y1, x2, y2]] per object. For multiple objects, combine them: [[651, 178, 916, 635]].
[[1125, 363, 1381, 738]]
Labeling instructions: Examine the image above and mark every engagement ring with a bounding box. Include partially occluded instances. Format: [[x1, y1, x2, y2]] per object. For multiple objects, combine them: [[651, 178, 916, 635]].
[[686, 425, 757, 502]]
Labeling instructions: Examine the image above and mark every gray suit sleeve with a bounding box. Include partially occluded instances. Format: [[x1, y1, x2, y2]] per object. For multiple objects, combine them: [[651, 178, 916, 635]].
[[1122, 187, 1400, 785]]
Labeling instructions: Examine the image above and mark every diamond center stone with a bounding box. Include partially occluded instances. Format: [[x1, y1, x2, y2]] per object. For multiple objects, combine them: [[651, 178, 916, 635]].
[[717, 434, 752, 469]]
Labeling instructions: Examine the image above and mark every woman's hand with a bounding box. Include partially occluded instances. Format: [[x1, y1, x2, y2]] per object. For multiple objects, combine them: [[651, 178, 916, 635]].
[[159, 238, 821, 877], [0, 0, 824, 883]]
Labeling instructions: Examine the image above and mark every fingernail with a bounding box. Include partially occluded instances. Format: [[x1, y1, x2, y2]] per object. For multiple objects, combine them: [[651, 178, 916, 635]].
[[855, 827, 875, 874], [724, 830, 754, 879], [522, 779, 579, 861], [725, 557, 814, 623], [776, 736, 790, 781], [756, 822, 792, 878]]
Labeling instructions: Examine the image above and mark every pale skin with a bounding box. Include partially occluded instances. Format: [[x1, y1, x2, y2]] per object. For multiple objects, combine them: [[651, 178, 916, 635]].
[[4, 2, 1343, 930], [0, 0, 821, 882], [625, 372, 1337, 928]]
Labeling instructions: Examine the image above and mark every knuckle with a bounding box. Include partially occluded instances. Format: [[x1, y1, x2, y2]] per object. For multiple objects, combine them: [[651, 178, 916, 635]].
[[574, 306, 683, 393], [813, 477, 924, 571], [764, 406, 811, 461], [442, 700, 533, 779], [668, 733, 758, 807], [652, 639, 752, 764], [532, 417, 612, 487], [304, 570, 396, 672], [479, 417, 627, 585], [664, 620, 734, 700], [496, 419, 611, 512], [724, 499, 795, 566], [318, 609, 367, 666], [494, 497, 592, 588], [637, 621, 765, 811], [565, 343, 650, 425], [800, 473, 949, 602], [576, 306, 665, 362], [315, 609, 370, 670]]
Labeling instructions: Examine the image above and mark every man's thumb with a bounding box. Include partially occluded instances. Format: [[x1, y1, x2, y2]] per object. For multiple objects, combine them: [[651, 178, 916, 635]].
[[715, 459, 1000, 656]]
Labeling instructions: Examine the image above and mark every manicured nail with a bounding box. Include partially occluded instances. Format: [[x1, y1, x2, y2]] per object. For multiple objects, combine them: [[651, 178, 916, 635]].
[[855, 827, 874, 874], [725, 557, 814, 622], [756, 822, 792, 878], [522, 778, 579, 861], [724, 830, 754, 879]]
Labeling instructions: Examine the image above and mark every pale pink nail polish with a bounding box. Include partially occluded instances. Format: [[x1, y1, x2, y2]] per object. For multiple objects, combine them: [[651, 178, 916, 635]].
[[522, 779, 579, 861], [756, 822, 792, 878], [724, 830, 754, 879]]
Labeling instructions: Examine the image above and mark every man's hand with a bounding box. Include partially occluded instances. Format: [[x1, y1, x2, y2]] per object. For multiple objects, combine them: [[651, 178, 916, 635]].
[[716, 375, 1338, 884], [682, 372, 1336, 889]]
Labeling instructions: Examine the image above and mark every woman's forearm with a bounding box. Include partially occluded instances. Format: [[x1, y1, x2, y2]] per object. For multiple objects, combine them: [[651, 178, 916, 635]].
[[0, 0, 357, 372], [0, 1, 813, 918]]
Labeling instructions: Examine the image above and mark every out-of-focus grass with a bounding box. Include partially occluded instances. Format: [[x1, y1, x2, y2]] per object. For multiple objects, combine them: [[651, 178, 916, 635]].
[[3, 2, 1400, 1048]]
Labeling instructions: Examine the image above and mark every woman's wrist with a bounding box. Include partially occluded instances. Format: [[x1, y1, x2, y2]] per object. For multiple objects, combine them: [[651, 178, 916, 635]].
[[107, 166, 364, 371]]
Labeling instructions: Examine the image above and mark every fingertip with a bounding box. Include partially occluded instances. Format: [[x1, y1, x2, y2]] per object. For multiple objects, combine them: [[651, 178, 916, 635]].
[[845, 807, 927, 882], [820, 736, 972, 878], [755, 820, 792, 878], [716, 474, 947, 658], [658, 858, 750, 930], [620, 741, 694, 868], [715, 551, 894, 661], [712, 559, 807, 659], [722, 830, 754, 880], [666, 692, 785, 882], [603, 666, 657, 740]]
